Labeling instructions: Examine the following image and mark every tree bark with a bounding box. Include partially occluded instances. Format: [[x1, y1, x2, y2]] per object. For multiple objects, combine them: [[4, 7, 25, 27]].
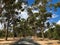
[[5, 29, 8, 40], [5, 20, 9, 41], [41, 27, 44, 40], [41, 31, 44, 39]]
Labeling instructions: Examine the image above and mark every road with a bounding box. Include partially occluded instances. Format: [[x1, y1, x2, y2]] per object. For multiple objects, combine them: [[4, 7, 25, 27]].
[[11, 36, 40, 45]]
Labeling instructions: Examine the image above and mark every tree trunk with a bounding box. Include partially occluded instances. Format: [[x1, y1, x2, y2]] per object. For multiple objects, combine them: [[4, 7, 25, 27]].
[[13, 23, 17, 39], [41, 28, 44, 40], [41, 31, 44, 39], [5, 29, 8, 40], [5, 21, 9, 41], [12, 14, 17, 39]]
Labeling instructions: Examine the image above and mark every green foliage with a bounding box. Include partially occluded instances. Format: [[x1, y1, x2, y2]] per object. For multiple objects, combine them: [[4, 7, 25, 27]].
[[53, 25, 60, 39], [54, 2, 60, 8], [53, 29, 59, 39], [0, 0, 60, 40], [44, 24, 60, 40], [0, 30, 13, 38], [39, 6, 46, 12], [0, 30, 5, 38]]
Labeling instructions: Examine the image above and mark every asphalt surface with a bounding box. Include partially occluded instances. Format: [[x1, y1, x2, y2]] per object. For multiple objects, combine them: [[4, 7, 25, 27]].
[[11, 37, 40, 45]]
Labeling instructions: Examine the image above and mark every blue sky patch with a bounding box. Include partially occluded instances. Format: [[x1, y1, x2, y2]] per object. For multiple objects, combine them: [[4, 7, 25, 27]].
[[27, 0, 60, 23]]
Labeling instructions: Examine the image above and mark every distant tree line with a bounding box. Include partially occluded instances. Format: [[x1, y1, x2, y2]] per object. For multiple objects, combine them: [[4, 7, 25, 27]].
[[0, 0, 60, 40]]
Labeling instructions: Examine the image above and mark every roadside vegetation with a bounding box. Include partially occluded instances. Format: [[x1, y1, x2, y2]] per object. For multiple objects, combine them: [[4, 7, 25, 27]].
[[0, 0, 60, 41]]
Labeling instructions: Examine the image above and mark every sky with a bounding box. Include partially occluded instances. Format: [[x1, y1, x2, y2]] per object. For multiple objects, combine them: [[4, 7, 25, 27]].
[[21, 0, 60, 23], [16, 0, 60, 24], [48, 0, 60, 22], [27, 0, 60, 23]]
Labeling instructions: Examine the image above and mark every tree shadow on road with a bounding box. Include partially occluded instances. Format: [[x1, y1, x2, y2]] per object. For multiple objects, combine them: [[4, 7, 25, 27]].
[[10, 38, 41, 45]]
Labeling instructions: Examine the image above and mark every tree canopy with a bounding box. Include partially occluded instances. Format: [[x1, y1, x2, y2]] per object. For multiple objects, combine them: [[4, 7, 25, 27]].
[[0, 0, 60, 40]]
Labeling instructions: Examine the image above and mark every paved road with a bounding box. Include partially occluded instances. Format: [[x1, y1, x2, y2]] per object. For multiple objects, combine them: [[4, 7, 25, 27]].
[[11, 37, 40, 45]]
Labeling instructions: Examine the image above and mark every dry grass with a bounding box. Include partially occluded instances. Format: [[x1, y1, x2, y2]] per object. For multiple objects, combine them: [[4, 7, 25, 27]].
[[0, 37, 20, 44], [0, 37, 60, 45], [32, 36, 60, 45]]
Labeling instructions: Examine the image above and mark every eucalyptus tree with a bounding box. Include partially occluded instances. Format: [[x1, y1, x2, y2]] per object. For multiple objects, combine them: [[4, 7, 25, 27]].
[[27, 0, 52, 39], [19, 18, 33, 37], [53, 24, 60, 39], [0, 0, 28, 40], [0, 0, 60, 40]]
